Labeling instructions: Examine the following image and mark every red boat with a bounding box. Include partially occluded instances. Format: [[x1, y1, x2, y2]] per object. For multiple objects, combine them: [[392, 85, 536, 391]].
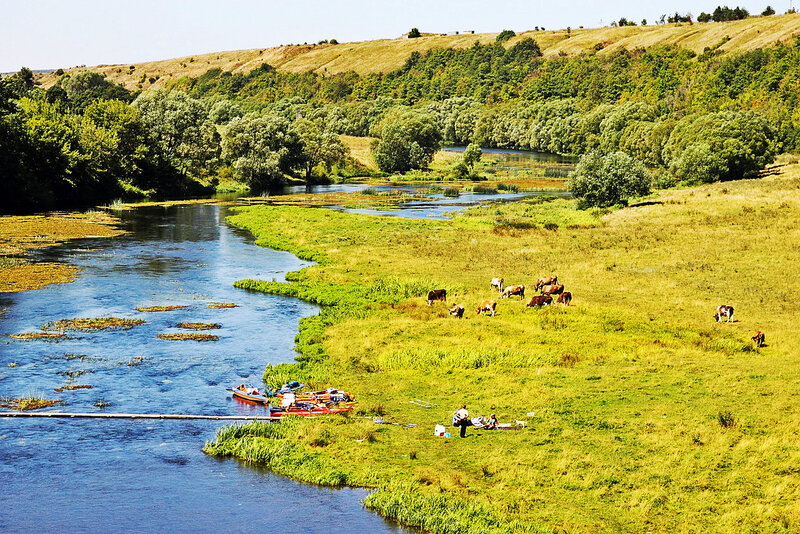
[[268, 403, 353, 417]]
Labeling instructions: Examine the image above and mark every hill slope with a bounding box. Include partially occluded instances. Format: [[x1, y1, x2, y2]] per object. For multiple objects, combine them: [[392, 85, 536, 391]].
[[36, 13, 800, 91]]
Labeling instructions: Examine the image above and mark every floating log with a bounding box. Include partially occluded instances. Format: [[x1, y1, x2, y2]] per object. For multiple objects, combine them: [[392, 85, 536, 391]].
[[0, 412, 278, 420]]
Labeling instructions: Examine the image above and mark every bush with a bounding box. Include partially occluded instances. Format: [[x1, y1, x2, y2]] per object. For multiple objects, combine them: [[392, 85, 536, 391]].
[[569, 151, 651, 208]]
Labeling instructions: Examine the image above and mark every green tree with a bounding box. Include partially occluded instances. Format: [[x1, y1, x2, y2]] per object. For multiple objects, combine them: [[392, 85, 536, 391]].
[[462, 143, 482, 172], [496, 30, 516, 43], [294, 118, 348, 180], [371, 110, 442, 173], [408, 28, 421, 38], [221, 114, 304, 190], [569, 151, 652, 208]]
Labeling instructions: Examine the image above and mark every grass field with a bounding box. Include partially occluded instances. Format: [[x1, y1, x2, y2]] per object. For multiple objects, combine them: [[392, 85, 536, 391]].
[[206, 156, 800, 532], [36, 13, 800, 90]]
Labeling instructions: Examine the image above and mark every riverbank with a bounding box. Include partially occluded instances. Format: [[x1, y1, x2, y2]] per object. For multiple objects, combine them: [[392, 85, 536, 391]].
[[0, 212, 124, 293], [210, 160, 800, 532]]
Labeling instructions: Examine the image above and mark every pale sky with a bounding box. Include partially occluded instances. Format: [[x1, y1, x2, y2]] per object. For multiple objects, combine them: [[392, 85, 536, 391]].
[[0, 0, 789, 72]]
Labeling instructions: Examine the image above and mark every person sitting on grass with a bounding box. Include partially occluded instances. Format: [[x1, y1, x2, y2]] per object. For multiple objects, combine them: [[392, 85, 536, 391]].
[[453, 404, 472, 438]]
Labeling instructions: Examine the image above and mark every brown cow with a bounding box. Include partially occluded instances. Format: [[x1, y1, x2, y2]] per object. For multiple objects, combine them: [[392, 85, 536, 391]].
[[714, 304, 734, 323], [540, 284, 564, 296], [526, 295, 553, 307], [752, 331, 765, 347], [449, 304, 465, 318], [534, 276, 558, 291], [476, 300, 497, 317], [427, 289, 447, 306], [501, 284, 525, 299], [556, 292, 572, 306]]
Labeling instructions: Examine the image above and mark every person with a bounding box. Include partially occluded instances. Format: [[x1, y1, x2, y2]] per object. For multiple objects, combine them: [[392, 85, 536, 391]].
[[487, 413, 498, 429], [453, 404, 472, 438]]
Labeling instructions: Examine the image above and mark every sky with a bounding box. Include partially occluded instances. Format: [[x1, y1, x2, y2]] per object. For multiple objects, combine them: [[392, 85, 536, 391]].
[[0, 0, 792, 72]]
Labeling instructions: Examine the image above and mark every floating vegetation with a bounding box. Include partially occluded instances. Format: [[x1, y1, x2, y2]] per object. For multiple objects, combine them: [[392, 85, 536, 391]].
[[0, 395, 62, 411], [54, 353, 105, 362], [135, 305, 189, 312], [7, 362, 17, 368], [157, 333, 219, 341], [176, 322, 221, 330], [120, 356, 147, 366], [208, 302, 238, 309], [54, 385, 93, 392], [42, 317, 145, 331], [57, 370, 95, 380], [9, 332, 66, 341], [443, 187, 460, 197], [94, 399, 112, 408]]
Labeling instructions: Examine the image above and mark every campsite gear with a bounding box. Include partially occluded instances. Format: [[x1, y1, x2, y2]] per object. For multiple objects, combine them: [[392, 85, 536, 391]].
[[268, 403, 353, 417], [434, 424, 446, 436]]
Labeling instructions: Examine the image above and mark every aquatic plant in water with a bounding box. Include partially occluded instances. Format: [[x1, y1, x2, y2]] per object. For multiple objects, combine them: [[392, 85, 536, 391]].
[[135, 305, 189, 312], [157, 333, 219, 341], [9, 332, 66, 340], [42, 317, 145, 331], [176, 322, 222, 330], [208, 302, 238, 309], [0, 395, 62, 410]]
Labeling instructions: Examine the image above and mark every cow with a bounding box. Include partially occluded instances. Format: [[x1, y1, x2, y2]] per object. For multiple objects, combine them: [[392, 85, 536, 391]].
[[714, 305, 734, 323], [427, 289, 447, 306], [476, 300, 497, 317], [449, 304, 465, 318], [490, 277, 504, 293], [556, 291, 572, 306], [534, 276, 558, 292], [540, 284, 564, 296], [526, 295, 553, 307], [501, 284, 525, 299], [752, 331, 765, 347]]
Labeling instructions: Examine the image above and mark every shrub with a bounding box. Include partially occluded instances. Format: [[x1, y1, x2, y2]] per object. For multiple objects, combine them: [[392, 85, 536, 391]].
[[569, 151, 651, 208]]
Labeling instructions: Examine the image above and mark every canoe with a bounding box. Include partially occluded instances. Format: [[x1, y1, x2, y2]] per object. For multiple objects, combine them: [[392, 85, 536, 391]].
[[231, 384, 267, 404], [268, 403, 354, 417], [276, 388, 353, 404]]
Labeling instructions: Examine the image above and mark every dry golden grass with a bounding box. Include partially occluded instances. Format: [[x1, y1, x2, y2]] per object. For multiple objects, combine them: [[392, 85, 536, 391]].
[[35, 14, 800, 90]]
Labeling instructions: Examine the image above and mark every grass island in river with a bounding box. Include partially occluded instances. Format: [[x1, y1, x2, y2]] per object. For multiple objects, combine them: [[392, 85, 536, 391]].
[[208, 157, 800, 533]]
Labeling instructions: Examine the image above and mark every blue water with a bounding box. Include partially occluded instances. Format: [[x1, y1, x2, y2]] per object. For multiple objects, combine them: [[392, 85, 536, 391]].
[[0, 204, 412, 533]]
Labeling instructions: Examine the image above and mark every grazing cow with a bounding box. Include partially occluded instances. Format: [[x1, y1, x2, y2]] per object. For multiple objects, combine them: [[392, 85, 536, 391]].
[[556, 292, 572, 306], [526, 295, 553, 307], [501, 284, 525, 299], [534, 276, 558, 292], [752, 331, 765, 347], [714, 305, 734, 323], [449, 304, 465, 318], [427, 289, 447, 306], [540, 284, 564, 296], [475, 300, 497, 317], [490, 277, 504, 293]]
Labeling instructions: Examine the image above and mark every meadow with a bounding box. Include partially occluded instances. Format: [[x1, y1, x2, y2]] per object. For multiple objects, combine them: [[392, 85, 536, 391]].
[[206, 156, 800, 532]]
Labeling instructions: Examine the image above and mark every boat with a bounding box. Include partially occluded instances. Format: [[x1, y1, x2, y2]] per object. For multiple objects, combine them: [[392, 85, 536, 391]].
[[231, 383, 267, 404], [268, 402, 354, 417], [275, 388, 353, 404]]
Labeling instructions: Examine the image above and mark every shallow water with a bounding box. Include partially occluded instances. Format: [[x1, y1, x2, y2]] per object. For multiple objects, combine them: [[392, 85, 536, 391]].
[[0, 204, 411, 533]]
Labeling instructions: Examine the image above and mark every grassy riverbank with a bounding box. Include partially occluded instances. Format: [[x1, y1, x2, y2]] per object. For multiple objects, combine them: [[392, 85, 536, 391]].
[[207, 159, 800, 532], [0, 212, 123, 293]]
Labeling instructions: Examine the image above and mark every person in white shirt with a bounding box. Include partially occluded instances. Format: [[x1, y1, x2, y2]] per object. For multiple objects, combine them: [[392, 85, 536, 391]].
[[453, 404, 471, 438]]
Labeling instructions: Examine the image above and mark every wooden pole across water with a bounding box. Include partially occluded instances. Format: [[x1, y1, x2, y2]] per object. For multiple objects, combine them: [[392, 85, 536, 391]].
[[0, 412, 278, 421]]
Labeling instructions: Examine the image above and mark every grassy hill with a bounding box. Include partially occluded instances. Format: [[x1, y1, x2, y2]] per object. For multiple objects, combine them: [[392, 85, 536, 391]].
[[36, 13, 800, 91]]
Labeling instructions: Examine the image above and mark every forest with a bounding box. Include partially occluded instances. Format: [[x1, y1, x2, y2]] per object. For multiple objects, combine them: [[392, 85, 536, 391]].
[[5, 32, 800, 212]]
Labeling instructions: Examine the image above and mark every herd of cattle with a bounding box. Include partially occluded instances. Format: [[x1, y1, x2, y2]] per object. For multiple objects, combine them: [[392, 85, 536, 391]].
[[426, 283, 765, 348], [426, 275, 571, 319]]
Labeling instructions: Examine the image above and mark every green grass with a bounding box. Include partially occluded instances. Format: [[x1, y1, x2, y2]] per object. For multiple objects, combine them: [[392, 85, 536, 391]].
[[211, 161, 800, 533]]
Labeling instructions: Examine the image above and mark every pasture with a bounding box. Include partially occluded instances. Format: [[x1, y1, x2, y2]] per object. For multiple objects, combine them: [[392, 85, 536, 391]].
[[210, 158, 800, 533]]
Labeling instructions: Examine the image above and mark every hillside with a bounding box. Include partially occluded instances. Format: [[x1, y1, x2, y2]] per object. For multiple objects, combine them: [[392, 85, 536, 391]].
[[36, 13, 800, 91]]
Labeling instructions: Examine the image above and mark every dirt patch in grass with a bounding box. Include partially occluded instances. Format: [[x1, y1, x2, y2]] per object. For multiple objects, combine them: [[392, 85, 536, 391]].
[[135, 305, 189, 312], [0, 396, 62, 410], [9, 332, 67, 340], [176, 322, 222, 330], [54, 385, 93, 392], [43, 317, 145, 331], [208, 302, 238, 309], [157, 333, 220, 341]]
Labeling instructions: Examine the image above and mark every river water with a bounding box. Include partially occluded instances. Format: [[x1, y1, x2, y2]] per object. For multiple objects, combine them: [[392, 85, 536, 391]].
[[0, 204, 413, 533], [0, 181, 562, 532]]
